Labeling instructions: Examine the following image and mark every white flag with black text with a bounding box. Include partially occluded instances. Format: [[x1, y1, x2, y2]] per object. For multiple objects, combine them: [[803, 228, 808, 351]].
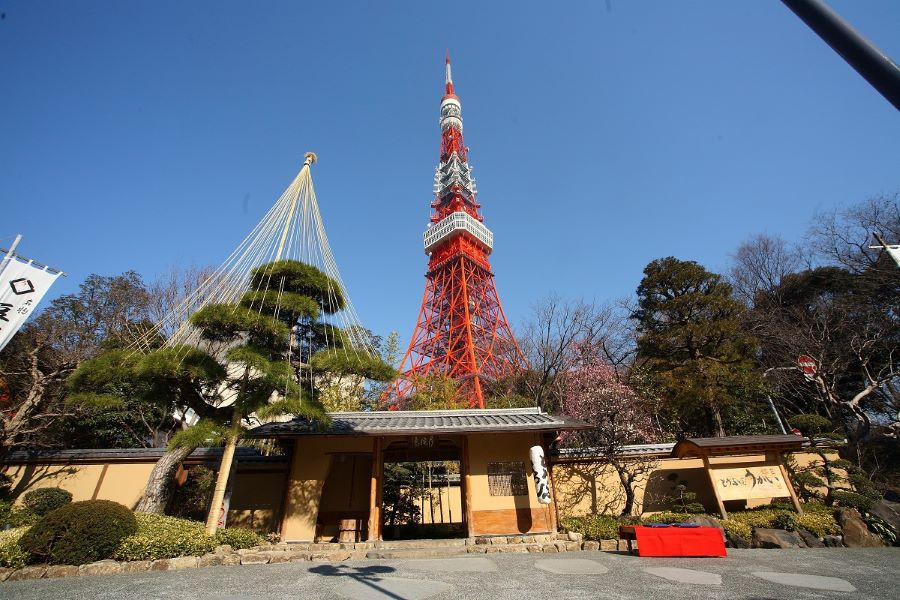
[[0, 258, 61, 352]]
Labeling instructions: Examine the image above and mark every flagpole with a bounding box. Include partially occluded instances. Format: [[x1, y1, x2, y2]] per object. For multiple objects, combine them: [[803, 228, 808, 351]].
[[6, 234, 22, 257], [0, 234, 22, 278]]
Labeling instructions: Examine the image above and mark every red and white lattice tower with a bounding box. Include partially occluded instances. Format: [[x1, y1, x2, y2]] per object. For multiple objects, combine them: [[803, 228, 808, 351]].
[[384, 54, 527, 409]]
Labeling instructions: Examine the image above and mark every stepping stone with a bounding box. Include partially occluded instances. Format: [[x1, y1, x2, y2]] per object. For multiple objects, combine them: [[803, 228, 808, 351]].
[[333, 576, 454, 600], [643, 567, 722, 585], [534, 558, 609, 575], [752, 571, 856, 592], [405, 557, 497, 572]]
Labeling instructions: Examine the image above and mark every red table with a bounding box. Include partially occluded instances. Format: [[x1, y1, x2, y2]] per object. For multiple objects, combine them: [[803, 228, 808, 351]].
[[618, 525, 727, 557]]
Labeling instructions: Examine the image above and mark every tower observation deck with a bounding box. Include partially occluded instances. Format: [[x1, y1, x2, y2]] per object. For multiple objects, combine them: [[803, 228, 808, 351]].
[[383, 55, 527, 409]]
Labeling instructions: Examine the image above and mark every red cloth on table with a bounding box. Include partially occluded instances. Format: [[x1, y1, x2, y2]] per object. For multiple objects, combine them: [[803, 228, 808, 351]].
[[631, 526, 727, 557]]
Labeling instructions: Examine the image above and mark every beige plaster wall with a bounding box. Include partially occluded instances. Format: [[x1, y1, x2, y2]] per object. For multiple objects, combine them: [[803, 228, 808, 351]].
[[228, 470, 287, 533], [552, 450, 835, 518], [2, 461, 155, 509], [281, 437, 375, 542], [467, 432, 554, 534]]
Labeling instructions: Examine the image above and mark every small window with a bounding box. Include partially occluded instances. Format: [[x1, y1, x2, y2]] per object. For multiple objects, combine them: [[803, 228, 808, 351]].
[[487, 462, 528, 496]]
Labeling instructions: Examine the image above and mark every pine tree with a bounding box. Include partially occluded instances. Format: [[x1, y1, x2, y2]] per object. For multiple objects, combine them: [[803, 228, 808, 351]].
[[632, 257, 761, 437]]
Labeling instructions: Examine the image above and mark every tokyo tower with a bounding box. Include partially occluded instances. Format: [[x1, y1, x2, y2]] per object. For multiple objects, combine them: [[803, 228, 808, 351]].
[[384, 54, 526, 409]]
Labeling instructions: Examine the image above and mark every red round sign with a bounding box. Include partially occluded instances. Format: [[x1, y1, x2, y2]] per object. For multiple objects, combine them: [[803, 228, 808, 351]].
[[798, 355, 817, 376]]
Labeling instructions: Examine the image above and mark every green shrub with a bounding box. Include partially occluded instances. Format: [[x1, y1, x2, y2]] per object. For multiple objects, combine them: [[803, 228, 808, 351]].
[[863, 513, 897, 546], [0, 500, 38, 528], [114, 513, 218, 561], [169, 465, 216, 521], [22, 488, 73, 516], [559, 514, 620, 540], [640, 511, 695, 524], [722, 503, 840, 538], [19, 500, 137, 565], [833, 490, 875, 512], [773, 513, 798, 531], [721, 519, 751, 539], [215, 527, 263, 550], [0, 527, 30, 569]]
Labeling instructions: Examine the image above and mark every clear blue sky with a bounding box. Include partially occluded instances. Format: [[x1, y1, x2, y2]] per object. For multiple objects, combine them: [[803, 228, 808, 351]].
[[2, 1, 898, 348]]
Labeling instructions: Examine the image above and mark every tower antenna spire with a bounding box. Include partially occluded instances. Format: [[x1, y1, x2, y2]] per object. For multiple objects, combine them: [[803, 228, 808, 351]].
[[445, 50, 454, 95]]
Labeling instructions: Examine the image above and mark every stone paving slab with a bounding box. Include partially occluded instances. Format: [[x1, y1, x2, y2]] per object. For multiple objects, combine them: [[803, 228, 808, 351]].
[[752, 571, 857, 592]]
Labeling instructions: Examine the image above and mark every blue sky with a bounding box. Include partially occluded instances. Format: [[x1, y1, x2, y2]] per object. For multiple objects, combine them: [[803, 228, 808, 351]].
[[2, 1, 898, 349]]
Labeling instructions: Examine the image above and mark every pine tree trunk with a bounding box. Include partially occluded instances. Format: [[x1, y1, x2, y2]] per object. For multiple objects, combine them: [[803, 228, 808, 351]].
[[205, 410, 242, 534], [712, 405, 726, 437], [135, 444, 195, 513]]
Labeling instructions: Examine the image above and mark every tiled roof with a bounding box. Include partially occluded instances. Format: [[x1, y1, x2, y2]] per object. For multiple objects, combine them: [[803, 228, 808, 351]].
[[672, 434, 808, 458], [554, 443, 677, 460], [247, 408, 589, 438], [1, 447, 288, 465]]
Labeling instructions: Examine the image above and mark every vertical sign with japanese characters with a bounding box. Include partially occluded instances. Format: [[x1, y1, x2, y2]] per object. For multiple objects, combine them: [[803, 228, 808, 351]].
[[0, 257, 61, 351]]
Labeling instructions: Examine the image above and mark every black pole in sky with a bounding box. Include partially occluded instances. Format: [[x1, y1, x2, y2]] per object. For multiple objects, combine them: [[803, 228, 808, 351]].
[[781, 0, 900, 112]]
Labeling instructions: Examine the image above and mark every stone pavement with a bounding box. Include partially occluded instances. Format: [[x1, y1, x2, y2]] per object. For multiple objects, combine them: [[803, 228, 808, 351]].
[[1, 548, 897, 599]]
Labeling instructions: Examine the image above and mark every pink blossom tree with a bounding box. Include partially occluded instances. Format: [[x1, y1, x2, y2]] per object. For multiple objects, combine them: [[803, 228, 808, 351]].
[[562, 346, 658, 516]]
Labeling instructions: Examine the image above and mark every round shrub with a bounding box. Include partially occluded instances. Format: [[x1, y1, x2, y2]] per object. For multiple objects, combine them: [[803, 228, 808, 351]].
[[22, 488, 73, 516], [19, 500, 137, 565], [833, 490, 876, 513], [114, 513, 217, 561], [214, 527, 264, 550]]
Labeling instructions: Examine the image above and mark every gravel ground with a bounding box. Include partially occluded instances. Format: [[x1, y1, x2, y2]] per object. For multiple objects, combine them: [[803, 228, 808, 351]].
[[1, 548, 898, 600]]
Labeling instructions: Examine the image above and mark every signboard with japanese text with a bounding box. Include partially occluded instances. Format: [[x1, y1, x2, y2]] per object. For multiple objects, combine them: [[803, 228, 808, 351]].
[[0, 257, 61, 351], [711, 465, 791, 501]]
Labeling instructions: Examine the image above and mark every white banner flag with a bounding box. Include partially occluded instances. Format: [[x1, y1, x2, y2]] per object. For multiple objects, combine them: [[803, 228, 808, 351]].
[[0, 257, 62, 352]]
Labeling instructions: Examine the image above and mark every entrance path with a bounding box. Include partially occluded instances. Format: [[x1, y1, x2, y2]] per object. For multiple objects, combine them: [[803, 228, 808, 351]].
[[1, 548, 896, 600]]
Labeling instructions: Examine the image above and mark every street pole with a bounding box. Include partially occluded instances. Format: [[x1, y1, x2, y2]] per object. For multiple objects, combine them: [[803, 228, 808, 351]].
[[763, 367, 796, 434]]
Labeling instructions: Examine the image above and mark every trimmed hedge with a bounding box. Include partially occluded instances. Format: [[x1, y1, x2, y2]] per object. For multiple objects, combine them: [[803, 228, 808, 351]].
[[0, 500, 39, 528], [22, 488, 73, 516], [114, 514, 217, 561], [562, 502, 840, 542], [559, 514, 620, 540], [215, 527, 264, 550], [114, 514, 263, 561], [19, 500, 138, 565], [723, 504, 839, 538], [0, 527, 29, 569]]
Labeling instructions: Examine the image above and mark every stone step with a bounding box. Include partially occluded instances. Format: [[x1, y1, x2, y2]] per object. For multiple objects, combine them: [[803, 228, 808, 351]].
[[366, 546, 471, 559], [372, 538, 467, 550]]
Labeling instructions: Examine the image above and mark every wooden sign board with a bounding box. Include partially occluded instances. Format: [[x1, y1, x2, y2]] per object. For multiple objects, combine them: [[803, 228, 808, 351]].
[[710, 465, 791, 501]]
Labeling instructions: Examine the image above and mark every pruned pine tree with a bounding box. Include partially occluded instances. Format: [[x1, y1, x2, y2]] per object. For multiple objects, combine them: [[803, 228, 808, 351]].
[[69, 260, 393, 524], [189, 259, 362, 534], [632, 257, 762, 437], [69, 346, 227, 513]]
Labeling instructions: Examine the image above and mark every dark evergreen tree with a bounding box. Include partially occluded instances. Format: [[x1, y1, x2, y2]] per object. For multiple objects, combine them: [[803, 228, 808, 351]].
[[632, 257, 763, 437]]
